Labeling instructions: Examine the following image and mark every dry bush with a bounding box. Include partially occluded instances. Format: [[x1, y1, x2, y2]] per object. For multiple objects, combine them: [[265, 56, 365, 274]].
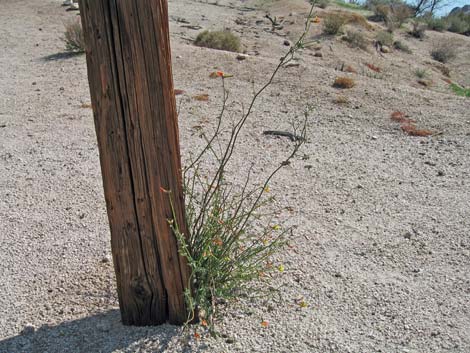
[[195, 30, 241, 52], [325, 11, 372, 31], [63, 20, 85, 53], [390, 111, 415, 124], [343, 30, 369, 50], [333, 76, 355, 88], [365, 63, 381, 73], [414, 68, 428, 79], [193, 93, 209, 101], [372, 4, 390, 22], [333, 95, 350, 104], [393, 40, 412, 54], [390, 3, 412, 27], [430, 41, 457, 63], [401, 124, 433, 137], [323, 13, 347, 35], [447, 15, 469, 35], [417, 79, 433, 87], [376, 30, 394, 47], [409, 21, 426, 39]]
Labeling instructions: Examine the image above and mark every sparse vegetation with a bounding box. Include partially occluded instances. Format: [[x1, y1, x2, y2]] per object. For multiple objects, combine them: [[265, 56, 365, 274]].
[[333, 76, 355, 88], [333, 95, 350, 104], [401, 123, 433, 136], [194, 30, 241, 52], [394, 40, 412, 53], [365, 63, 381, 73], [313, 0, 330, 9], [430, 41, 457, 63], [343, 30, 369, 50], [414, 68, 428, 79], [425, 17, 447, 32], [63, 19, 85, 53], [376, 30, 394, 47], [450, 83, 470, 97], [409, 21, 427, 39], [323, 13, 347, 35], [446, 15, 470, 35]]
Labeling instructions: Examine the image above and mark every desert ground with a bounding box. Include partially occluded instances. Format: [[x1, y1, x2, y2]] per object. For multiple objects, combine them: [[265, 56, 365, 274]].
[[0, 0, 469, 352]]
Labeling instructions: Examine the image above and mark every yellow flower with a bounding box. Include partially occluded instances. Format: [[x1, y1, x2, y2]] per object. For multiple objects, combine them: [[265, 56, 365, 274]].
[[272, 225, 281, 231], [264, 186, 270, 193], [278, 264, 285, 272]]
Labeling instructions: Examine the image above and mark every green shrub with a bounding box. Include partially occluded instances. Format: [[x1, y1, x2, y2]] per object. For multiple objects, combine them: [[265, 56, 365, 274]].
[[394, 40, 412, 53], [426, 17, 447, 32], [430, 41, 457, 63], [343, 30, 369, 50], [376, 30, 394, 47], [450, 83, 470, 97], [447, 15, 469, 34], [323, 13, 347, 35], [63, 20, 85, 53], [195, 30, 241, 52]]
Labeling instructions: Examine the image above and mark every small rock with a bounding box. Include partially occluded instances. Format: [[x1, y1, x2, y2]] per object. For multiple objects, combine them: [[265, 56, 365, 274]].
[[21, 324, 36, 335], [437, 170, 445, 176], [59, 87, 65, 91], [314, 51, 323, 57], [404, 232, 412, 240], [283, 39, 291, 46], [102, 254, 112, 263], [226, 337, 235, 344], [284, 62, 300, 68], [381, 45, 390, 53], [32, 82, 37, 86], [371, 136, 378, 140], [236, 54, 248, 61]]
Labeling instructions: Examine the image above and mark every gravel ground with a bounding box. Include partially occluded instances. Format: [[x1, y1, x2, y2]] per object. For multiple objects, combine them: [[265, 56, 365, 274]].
[[1, 0, 469, 352]]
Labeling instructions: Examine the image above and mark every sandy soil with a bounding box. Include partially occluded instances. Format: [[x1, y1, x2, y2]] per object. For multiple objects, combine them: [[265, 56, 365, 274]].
[[1, 0, 469, 352]]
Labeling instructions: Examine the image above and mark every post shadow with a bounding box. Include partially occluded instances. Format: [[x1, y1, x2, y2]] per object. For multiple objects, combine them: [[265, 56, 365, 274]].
[[0, 310, 197, 353]]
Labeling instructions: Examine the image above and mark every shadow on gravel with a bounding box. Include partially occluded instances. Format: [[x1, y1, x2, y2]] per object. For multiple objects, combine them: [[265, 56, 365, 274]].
[[42, 51, 84, 61], [0, 310, 194, 353]]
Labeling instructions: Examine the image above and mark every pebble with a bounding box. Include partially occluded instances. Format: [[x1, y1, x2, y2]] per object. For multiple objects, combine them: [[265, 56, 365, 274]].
[[314, 51, 323, 57], [236, 54, 248, 61], [102, 254, 112, 263], [283, 40, 290, 46]]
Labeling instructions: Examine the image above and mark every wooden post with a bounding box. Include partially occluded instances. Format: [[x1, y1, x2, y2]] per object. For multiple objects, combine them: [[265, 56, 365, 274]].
[[78, 0, 191, 325]]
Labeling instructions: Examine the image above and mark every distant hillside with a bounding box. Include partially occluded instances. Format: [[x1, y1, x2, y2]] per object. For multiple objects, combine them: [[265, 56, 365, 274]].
[[450, 5, 470, 16]]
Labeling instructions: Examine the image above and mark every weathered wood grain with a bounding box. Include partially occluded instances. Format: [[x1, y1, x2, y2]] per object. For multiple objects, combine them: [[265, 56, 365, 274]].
[[78, 0, 191, 325]]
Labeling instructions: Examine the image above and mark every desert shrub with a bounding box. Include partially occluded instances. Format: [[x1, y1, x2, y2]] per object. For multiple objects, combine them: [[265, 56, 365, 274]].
[[426, 17, 447, 32], [376, 30, 394, 47], [323, 13, 347, 34], [401, 124, 433, 136], [194, 30, 241, 52], [63, 19, 85, 53], [449, 83, 470, 97], [333, 95, 350, 104], [365, 62, 381, 72], [333, 76, 355, 88], [430, 41, 457, 63], [414, 68, 428, 79], [372, 4, 390, 22], [446, 15, 469, 34], [343, 30, 369, 50], [313, 0, 330, 9], [409, 21, 427, 39], [390, 3, 412, 27], [393, 40, 412, 53]]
